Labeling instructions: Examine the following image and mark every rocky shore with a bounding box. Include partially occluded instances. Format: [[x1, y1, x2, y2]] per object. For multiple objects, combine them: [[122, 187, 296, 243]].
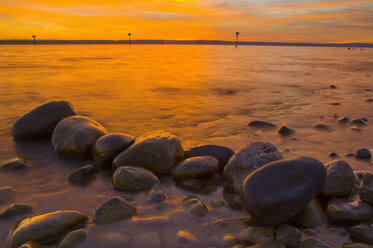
[[1, 100, 373, 248]]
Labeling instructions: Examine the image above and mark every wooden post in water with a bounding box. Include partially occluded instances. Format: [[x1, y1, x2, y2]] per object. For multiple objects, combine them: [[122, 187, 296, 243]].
[[128, 33, 131, 46], [235, 32, 240, 47], [32, 35, 36, 45]]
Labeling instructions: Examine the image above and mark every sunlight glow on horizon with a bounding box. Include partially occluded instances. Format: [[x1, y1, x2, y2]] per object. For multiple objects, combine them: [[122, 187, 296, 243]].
[[0, 0, 372, 43]]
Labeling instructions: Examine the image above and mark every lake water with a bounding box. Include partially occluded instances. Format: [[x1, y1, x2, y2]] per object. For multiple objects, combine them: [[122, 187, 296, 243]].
[[0, 45, 372, 247]]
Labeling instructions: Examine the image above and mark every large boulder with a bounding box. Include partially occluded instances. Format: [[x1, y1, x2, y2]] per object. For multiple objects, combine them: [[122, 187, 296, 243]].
[[52, 116, 107, 158], [112, 166, 159, 191], [92, 133, 135, 164], [184, 145, 234, 171], [112, 131, 184, 174], [7, 210, 88, 248], [321, 160, 355, 198], [223, 142, 283, 193], [241, 157, 327, 226], [12, 100, 76, 140], [172, 156, 219, 179]]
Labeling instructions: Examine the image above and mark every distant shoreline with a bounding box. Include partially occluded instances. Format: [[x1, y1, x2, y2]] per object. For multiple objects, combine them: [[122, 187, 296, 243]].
[[0, 39, 372, 48]]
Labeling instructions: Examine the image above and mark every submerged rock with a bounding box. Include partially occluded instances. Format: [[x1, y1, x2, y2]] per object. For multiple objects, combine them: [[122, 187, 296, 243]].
[[0, 187, 14, 202], [313, 122, 330, 130], [241, 157, 327, 226], [278, 124, 294, 135], [360, 173, 373, 205], [223, 142, 283, 193], [182, 196, 208, 217], [92, 133, 135, 164], [7, 210, 88, 248], [172, 156, 219, 179], [12, 100, 76, 141], [112, 166, 159, 192], [299, 238, 335, 248], [219, 233, 241, 247], [349, 225, 373, 245], [292, 199, 326, 228], [184, 145, 234, 171], [132, 231, 162, 248], [0, 203, 34, 218], [176, 230, 197, 244], [93, 197, 134, 224], [19, 241, 44, 248], [248, 120, 277, 128], [343, 242, 373, 248], [241, 226, 274, 245], [58, 229, 87, 248], [97, 232, 130, 247], [274, 225, 301, 248], [355, 148, 372, 160], [250, 241, 286, 248], [68, 164, 98, 184], [112, 131, 184, 174], [0, 158, 32, 170], [338, 117, 350, 124], [52, 116, 107, 158], [351, 119, 368, 126], [326, 199, 373, 222], [321, 160, 355, 198], [145, 189, 166, 204]]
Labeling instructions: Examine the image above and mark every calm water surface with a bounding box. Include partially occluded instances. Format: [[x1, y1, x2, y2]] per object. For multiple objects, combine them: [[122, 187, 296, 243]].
[[0, 45, 372, 247]]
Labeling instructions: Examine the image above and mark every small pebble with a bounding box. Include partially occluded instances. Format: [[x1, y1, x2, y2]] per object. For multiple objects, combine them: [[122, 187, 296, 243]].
[[313, 122, 330, 130], [278, 124, 294, 136], [0, 158, 32, 169], [338, 117, 350, 123], [330, 85, 337, 89], [355, 148, 372, 160]]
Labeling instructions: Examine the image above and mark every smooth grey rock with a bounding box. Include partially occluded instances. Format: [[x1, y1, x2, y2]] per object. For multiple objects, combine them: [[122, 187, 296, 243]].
[[0, 158, 32, 170], [132, 231, 162, 248], [299, 238, 335, 248], [92, 133, 135, 164], [292, 199, 326, 228], [184, 145, 234, 171], [58, 229, 87, 248], [350, 225, 373, 245], [248, 120, 277, 128], [241, 226, 274, 245], [355, 149, 372, 160], [112, 131, 184, 174], [19, 241, 44, 248], [360, 173, 373, 205], [0, 187, 14, 202], [321, 160, 355, 197], [7, 210, 88, 248], [250, 241, 286, 248], [241, 157, 327, 226], [93, 197, 134, 224], [68, 164, 98, 184], [343, 242, 373, 248], [182, 196, 208, 217], [313, 122, 330, 129], [176, 230, 197, 244], [278, 124, 294, 135], [12, 100, 76, 140], [145, 189, 166, 204], [326, 199, 373, 222], [223, 142, 283, 193], [112, 166, 159, 192], [0, 203, 34, 218], [274, 225, 301, 248], [52, 116, 107, 158], [172, 156, 219, 179]]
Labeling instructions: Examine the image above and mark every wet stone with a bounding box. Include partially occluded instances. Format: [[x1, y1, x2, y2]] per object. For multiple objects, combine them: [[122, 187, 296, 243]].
[[355, 148, 372, 160], [274, 225, 301, 248], [329, 152, 338, 158], [0, 187, 14, 202], [0, 203, 34, 218], [330, 84, 337, 89], [248, 120, 277, 128], [298, 238, 335, 248], [338, 117, 350, 124], [351, 119, 368, 126], [241, 157, 327, 226], [12, 100, 76, 141], [68, 164, 98, 184], [19, 241, 44, 248], [7, 210, 88, 248], [184, 145, 234, 171], [172, 156, 219, 179], [326, 199, 373, 222], [278, 124, 294, 136], [145, 189, 166, 204], [52, 116, 107, 158], [112, 166, 159, 192], [223, 142, 283, 193], [313, 122, 330, 129], [92, 133, 135, 164], [132, 231, 162, 248], [58, 229, 87, 248], [97, 232, 130, 247], [0, 158, 32, 170], [349, 126, 361, 132], [93, 197, 134, 224], [343, 242, 373, 248], [349, 225, 373, 245], [113, 131, 184, 174], [366, 99, 373, 102], [209, 200, 225, 208], [176, 230, 197, 244], [321, 160, 355, 198], [360, 173, 373, 205], [182, 196, 208, 217], [220, 234, 241, 247], [250, 241, 286, 248], [292, 199, 326, 228], [329, 227, 348, 236], [241, 226, 274, 245]]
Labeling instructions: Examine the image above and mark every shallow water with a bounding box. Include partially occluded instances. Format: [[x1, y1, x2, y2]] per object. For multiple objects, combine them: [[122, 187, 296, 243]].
[[0, 45, 372, 247]]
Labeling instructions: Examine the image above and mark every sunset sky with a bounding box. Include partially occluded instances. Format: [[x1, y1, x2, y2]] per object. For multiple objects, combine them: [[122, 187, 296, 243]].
[[0, 0, 372, 42]]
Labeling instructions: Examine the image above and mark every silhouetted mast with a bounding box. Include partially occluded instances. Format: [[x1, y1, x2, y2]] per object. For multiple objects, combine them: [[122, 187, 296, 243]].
[[235, 32, 240, 47], [32, 35, 36, 45]]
